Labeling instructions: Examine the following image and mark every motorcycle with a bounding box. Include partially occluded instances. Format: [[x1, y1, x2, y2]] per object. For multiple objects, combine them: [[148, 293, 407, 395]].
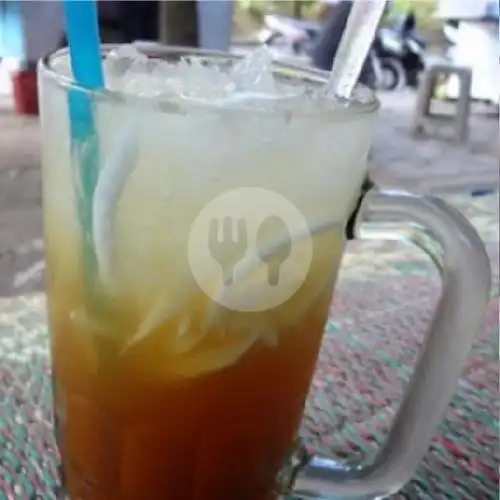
[[258, 14, 397, 92], [371, 32, 407, 90], [374, 12, 426, 89], [258, 14, 321, 56], [259, 11, 425, 91]]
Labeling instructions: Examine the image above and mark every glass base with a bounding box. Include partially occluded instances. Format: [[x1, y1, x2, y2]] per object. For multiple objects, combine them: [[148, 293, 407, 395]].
[[55, 448, 387, 500]]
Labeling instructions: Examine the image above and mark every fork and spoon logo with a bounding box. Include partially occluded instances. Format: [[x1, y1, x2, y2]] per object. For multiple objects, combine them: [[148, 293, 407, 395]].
[[208, 215, 290, 287], [188, 188, 312, 312]]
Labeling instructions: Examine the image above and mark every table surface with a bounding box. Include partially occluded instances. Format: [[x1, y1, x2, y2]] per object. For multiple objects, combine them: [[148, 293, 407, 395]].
[[0, 194, 498, 499]]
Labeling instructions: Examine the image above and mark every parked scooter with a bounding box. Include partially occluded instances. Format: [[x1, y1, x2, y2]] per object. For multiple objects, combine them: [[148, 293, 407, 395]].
[[374, 11, 426, 89], [258, 14, 321, 55], [260, 10, 425, 91], [259, 14, 399, 92]]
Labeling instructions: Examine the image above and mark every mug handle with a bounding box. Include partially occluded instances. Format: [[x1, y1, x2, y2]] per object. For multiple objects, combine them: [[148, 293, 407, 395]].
[[292, 190, 491, 499]]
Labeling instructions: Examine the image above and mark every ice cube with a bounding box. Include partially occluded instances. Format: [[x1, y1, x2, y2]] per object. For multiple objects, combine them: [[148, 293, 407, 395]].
[[231, 46, 276, 95], [172, 57, 234, 101], [102, 44, 314, 109], [103, 45, 236, 100], [104, 45, 168, 96], [104, 45, 148, 91]]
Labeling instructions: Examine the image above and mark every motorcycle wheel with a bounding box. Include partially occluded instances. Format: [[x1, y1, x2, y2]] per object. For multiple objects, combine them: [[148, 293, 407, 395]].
[[378, 59, 405, 91]]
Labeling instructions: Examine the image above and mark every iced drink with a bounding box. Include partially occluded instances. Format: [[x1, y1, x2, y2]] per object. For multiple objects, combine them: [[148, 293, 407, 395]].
[[40, 46, 376, 499]]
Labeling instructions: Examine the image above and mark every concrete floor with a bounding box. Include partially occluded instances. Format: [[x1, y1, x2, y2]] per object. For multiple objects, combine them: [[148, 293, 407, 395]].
[[0, 81, 498, 298]]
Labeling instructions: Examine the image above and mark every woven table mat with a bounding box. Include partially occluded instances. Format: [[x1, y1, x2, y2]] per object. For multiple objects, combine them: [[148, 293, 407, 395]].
[[0, 194, 498, 499]]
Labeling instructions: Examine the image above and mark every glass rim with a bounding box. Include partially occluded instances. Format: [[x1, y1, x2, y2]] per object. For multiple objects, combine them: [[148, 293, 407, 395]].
[[40, 43, 380, 118]]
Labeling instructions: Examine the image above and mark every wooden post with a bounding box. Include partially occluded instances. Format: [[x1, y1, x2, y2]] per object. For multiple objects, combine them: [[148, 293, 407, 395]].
[[158, 0, 199, 47]]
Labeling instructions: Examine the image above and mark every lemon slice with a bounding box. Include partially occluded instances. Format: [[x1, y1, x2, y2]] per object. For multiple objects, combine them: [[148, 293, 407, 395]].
[[168, 330, 260, 378], [121, 292, 178, 352], [173, 317, 208, 354]]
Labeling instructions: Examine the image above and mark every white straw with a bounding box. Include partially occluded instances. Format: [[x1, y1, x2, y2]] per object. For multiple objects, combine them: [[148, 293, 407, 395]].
[[327, 0, 388, 99], [93, 121, 139, 287]]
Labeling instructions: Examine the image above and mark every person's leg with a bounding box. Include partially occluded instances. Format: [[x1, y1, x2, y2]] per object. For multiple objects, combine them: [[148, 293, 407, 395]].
[[311, 1, 375, 89], [358, 56, 376, 89], [310, 4, 346, 72]]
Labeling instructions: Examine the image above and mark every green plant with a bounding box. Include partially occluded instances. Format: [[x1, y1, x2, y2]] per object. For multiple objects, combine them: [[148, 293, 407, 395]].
[[236, 0, 320, 20]]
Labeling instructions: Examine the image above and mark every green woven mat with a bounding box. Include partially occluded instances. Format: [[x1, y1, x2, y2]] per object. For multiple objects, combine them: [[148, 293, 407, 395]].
[[0, 194, 498, 499]]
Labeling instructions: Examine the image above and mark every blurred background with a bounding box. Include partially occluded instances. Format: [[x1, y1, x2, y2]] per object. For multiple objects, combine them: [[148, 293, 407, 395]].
[[0, 6, 498, 499], [0, 0, 498, 296]]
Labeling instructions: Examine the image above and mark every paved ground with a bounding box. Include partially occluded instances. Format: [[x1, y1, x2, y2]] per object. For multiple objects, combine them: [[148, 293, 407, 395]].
[[0, 86, 498, 298], [371, 91, 498, 192]]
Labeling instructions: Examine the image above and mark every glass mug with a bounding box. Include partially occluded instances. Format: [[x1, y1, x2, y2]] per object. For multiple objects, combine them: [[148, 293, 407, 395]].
[[39, 46, 491, 500]]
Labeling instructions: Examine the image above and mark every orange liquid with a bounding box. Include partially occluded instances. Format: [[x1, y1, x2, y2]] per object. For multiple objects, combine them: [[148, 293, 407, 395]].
[[46, 232, 343, 500]]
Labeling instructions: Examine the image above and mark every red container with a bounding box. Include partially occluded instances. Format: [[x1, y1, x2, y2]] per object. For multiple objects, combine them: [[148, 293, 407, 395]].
[[11, 69, 39, 116]]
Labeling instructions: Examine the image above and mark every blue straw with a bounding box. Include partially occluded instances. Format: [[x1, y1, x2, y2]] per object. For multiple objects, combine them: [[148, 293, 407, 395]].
[[63, 0, 104, 90], [62, 0, 104, 291]]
